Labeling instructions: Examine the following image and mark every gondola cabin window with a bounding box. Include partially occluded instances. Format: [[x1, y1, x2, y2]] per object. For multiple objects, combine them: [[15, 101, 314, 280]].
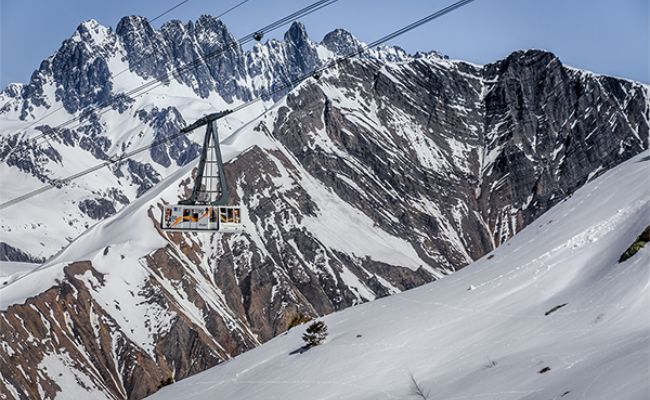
[[219, 206, 241, 224], [161, 205, 242, 232]]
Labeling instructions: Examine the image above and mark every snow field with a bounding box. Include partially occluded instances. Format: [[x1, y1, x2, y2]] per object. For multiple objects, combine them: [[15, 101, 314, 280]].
[[149, 151, 650, 400]]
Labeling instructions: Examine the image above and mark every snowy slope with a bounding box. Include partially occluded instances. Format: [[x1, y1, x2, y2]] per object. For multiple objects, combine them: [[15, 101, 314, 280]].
[[149, 151, 650, 400], [0, 93, 433, 311], [0, 90, 448, 399]]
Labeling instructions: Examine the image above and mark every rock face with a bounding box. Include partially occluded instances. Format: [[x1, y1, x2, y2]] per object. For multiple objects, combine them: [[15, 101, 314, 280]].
[[477, 51, 648, 243], [0, 15, 648, 400], [0, 243, 45, 263], [0, 261, 255, 400]]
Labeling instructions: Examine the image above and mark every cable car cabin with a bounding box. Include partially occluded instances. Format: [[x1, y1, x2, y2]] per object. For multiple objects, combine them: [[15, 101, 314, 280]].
[[159, 111, 243, 233], [161, 205, 242, 233]]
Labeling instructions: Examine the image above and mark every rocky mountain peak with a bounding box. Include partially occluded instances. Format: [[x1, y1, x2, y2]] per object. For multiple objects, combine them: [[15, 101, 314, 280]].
[[504, 49, 559, 68], [115, 15, 156, 41], [115, 15, 167, 82], [194, 14, 234, 44], [321, 28, 362, 55], [41, 18, 116, 114], [71, 18, 113, 46], [414, 50, 446, 60], [195, 14, 227, 31], [76, 18, 101, 32], [284, 21, 310, 45], [159, 18, 188, 38], [1, 82, 23, 98], [483, 48, 563, 91]]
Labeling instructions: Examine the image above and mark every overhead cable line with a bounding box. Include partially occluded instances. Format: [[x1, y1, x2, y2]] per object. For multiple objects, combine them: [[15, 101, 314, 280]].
[[215, 0, 251, 20], [0, 0, 478, 211], [150, 0, 193, 23]]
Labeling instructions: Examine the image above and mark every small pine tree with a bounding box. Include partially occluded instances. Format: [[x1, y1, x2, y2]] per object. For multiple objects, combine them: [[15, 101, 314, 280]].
[[302, 321, 328, 347]]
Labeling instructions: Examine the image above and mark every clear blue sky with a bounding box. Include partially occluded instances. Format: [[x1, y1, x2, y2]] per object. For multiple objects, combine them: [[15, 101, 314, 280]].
[[1, 0, 648, 88]]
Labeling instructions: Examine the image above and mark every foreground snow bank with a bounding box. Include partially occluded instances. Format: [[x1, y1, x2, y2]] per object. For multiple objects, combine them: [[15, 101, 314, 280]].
[[150, 151, 650, 400]]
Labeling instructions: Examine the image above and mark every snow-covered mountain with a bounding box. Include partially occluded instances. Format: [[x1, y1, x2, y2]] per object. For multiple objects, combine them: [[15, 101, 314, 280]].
[[0, 16, 354, 263], [0, 14, 648, 400], [1, 17, 647, 264], [149, 150, 650, 400]]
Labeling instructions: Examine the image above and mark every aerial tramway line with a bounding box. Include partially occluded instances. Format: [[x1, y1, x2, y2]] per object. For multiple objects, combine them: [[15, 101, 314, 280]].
[[160, 111, 242, 232]]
